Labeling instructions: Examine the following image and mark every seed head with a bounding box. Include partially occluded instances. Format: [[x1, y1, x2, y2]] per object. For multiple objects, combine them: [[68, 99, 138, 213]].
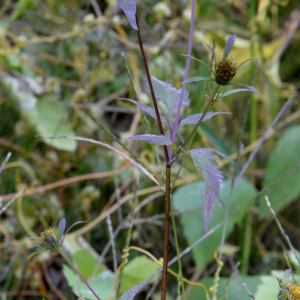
[[215, 59, 237, 86], [288, 282, 300, 300], [39, 227, 61, 250]]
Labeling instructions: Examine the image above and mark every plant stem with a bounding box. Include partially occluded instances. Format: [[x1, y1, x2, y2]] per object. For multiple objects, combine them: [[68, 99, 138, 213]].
[[170, 194, 186, 299], [135, 13, 169, 162], [169, 0, 196, 159], [135, 12, 172, 299], [59, 250, 102, 300], [169, 84, 220, 166], [161, 166, 171, 300]]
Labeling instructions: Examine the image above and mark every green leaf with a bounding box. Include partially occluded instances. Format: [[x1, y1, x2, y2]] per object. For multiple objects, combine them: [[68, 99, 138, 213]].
[[259, 126, 300, 218], [120, 278, 153, 300], [73, 249, 106, 279], [63, 266, 114, 300], [173, 179, 256, 269], [120, 256, 160, 293], [200, 123, 232, 156], [28, 101, 77, 152], [255, 270, 300, 300], [28, 250, 45, 260], [188, 275, 261, 300]]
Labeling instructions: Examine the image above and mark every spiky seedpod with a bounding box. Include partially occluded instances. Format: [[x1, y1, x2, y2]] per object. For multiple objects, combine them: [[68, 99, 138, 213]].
[[288, 283, 300, 299], [215, 59, 237, 85]]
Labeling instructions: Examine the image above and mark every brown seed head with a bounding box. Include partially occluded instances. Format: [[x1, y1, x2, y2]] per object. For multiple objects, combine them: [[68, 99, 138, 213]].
[[215, 59, 237, 85]]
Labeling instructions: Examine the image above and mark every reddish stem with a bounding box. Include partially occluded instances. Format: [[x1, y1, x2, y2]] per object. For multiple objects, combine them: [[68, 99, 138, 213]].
[[135, 14, 169, 162]]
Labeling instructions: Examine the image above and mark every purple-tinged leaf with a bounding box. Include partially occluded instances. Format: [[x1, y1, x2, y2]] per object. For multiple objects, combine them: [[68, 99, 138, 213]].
[[148, 76, 190, 128], [125, 134, 173, 146], [188, 148, 234, 231], [223, 34, 236, 60], [221, 89, 254, 98], [205, 43, 216, 61], [120, 279, 150, 300], [121, 98, 168, 125], [231, 83, 257, 93], [58, 218, 66, 240], [182, 76, 214, 84], [179, 112, 231, 127], [117, 0, 138, 30]]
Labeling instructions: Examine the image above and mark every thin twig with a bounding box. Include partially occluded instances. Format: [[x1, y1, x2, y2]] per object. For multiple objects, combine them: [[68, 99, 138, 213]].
[[243, 283, 255, 299], [264, 196, 300, 265]]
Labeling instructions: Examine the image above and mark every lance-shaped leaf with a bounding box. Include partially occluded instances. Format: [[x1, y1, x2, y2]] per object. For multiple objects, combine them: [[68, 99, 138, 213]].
[[121, 98, 168, 125], [179, 112, 231, 127], [125, 134, 173, 146], [58, 218, 66, 241], [223, 34, 236, 60], [117, 0, 138, 30], [205, 43, 216, 62], [232, 83, 257, 93], [120, 279, 151, 300], [148, 76, 190, 128], [182, 76, 214, 84], [189, 148, 234, 231]]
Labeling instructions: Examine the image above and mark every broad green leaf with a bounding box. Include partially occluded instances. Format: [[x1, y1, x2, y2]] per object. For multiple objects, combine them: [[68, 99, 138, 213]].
[[125, 134, 173, 146], [260, 126, 300, 218], [188, 275, 261, 300], [120, 256, 160, 293], [63, 266, 114, 300], [117, 0, 138, 30], [73, 249, 106, 279], [200, 123, 232, 156], [173, 179, 256, 269], [11, 0, 37, 20], [28, 101, 77, 152], [255, 270, 300, 300]]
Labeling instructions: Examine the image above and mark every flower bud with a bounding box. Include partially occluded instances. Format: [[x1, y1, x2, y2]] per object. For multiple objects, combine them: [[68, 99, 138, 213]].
[[215, 59, 237, 85]]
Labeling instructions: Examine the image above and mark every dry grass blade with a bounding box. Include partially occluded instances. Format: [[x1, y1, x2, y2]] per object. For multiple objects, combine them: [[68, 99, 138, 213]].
[[0, 152, 11, 175], [35, 135, 161, 188], [235, 98, 292, 185], [0, 188, 24, 216]]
